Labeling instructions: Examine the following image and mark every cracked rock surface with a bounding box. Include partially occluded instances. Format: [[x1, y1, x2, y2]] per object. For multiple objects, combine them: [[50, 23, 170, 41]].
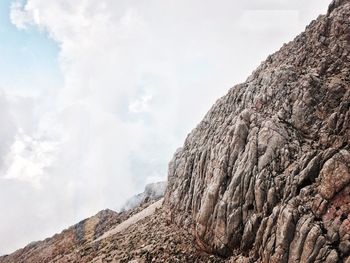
[[164, 0, 350, 262]]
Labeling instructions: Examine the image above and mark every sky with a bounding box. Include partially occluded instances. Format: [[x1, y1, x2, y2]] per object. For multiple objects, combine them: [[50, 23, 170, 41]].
[[0, 0, 330, 255]]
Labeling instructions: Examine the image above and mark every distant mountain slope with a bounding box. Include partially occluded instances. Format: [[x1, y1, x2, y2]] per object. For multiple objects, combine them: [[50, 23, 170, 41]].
[[0, 199, 224, 263], [0, 183, 169, 263], [0, 209, 122, 262]]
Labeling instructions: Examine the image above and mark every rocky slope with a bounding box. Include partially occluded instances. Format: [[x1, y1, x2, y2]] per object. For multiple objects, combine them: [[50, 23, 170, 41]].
[[1, 0, 350, 262], [0, 199, 224, 263], [0, 209, 121, 262], [164, 0, 350, 262]]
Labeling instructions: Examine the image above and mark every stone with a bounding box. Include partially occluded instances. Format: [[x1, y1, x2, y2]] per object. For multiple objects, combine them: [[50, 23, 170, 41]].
[[164, 0, 350, 261]]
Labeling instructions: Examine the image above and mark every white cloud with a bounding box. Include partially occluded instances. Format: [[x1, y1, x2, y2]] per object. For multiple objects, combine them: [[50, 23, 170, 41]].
[[0, 93, 17, 169], [238, 10, 299, 30], [10, 1, 32, 29], [0, 0, 331, 254], [129, 94, 153, 113], [3, 132, 59, 189]]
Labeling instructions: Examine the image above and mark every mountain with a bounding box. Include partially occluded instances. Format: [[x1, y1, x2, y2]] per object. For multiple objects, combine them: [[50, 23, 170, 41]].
[[0, 198, 224, 262], [164, 0, 350, 261], [0, 209, 121, 262], [1, 0, 350, 262]]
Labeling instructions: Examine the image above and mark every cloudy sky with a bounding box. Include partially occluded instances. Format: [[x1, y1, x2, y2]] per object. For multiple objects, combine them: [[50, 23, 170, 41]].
[[0, 0, 330, 254]]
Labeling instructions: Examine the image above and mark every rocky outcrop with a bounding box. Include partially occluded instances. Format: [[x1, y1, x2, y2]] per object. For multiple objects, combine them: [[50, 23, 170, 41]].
[[121, 181, 167, 211], [164, 0, 350, 262]]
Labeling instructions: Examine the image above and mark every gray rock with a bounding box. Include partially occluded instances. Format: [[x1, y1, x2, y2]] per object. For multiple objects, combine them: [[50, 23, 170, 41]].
[[164, 0, 350, 261]]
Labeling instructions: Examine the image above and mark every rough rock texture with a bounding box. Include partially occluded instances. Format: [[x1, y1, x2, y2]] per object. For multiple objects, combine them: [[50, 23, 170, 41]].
[[83, 208, 224, 263], [121, 181, 167, 211], [164, 0, 350, 262]]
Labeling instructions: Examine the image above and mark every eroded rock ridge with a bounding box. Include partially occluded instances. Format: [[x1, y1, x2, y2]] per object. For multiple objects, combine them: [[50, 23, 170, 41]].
[[164, 1, 350, 262]]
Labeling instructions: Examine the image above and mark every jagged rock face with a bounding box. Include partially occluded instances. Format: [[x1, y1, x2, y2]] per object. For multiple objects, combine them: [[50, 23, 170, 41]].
[[164, 1, 350, 262]]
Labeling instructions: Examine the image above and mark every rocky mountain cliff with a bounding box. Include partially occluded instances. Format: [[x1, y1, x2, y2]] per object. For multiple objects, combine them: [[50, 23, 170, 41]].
[[1, 0, 350, 262], [164, 0, 350, 262]]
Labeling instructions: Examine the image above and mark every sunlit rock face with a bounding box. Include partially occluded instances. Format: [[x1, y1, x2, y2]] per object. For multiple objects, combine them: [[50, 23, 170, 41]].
[[164, 0, 350, 261]]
